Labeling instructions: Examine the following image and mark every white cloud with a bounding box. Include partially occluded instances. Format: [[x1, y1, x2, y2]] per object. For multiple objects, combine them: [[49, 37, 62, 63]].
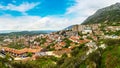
[[0, 16, 41, 30], [0, 2, 40, 14], [0, 15, 84, 30]]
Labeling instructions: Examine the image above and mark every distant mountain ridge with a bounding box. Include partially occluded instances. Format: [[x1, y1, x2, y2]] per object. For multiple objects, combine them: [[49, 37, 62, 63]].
[[82, 3, 120, 24], [0, 30, 56, 36]]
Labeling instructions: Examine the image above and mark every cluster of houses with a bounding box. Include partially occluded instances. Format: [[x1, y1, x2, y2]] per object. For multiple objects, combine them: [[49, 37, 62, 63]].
[[0, 24, 120, 61], [105, 26, 120, 31], [72, 24, 100, 34]]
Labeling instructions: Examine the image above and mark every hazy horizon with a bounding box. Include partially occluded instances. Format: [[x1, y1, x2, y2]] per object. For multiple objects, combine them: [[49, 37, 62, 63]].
[[0, 30, 57, 33]]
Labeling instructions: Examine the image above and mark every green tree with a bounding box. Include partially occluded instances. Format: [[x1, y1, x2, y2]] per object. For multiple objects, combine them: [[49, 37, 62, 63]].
[[27, 52, 32, 57]]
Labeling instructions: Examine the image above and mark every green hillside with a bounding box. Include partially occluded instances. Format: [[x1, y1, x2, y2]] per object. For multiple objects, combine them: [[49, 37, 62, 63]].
[[82, 3, 120, 25]]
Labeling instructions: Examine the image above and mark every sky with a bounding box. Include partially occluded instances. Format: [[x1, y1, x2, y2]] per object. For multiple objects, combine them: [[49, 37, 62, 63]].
[[0, 0, 120, 31]]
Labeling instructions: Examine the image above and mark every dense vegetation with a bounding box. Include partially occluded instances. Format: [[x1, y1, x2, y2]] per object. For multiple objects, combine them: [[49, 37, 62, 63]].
[[0, 56, 57, 68], [104, 30, 120, 36], [101, 39, 120, 68]]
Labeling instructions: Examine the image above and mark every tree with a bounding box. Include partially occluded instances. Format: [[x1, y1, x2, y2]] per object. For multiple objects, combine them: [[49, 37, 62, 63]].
[[62, 53, 68, 58], [105, 54, 120, 68], [0, 53, 14, 68], [71, 47, 79, 57], [63, 38, 72, 48], [87, 51, 101, 68], [27, 52, 32, 57]]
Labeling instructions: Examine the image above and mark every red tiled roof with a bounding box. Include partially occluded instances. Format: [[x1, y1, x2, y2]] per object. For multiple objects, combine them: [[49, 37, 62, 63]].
[[69, 36, 80, 40], [2, 46, 42, 55]]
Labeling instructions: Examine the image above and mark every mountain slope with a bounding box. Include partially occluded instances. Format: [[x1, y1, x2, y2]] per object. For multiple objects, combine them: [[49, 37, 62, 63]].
[[82, 3, 120, 24]]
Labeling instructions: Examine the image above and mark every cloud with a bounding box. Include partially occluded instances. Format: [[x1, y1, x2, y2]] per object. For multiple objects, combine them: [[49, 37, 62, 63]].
[[0, 2, 40, 14], [0, 15, 85, 30], [0, 15, 41, 30]]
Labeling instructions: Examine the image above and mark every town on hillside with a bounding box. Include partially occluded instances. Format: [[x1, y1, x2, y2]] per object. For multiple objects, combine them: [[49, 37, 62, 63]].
[[0, 23, 120, 61], [0, 1, 120, 68]]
